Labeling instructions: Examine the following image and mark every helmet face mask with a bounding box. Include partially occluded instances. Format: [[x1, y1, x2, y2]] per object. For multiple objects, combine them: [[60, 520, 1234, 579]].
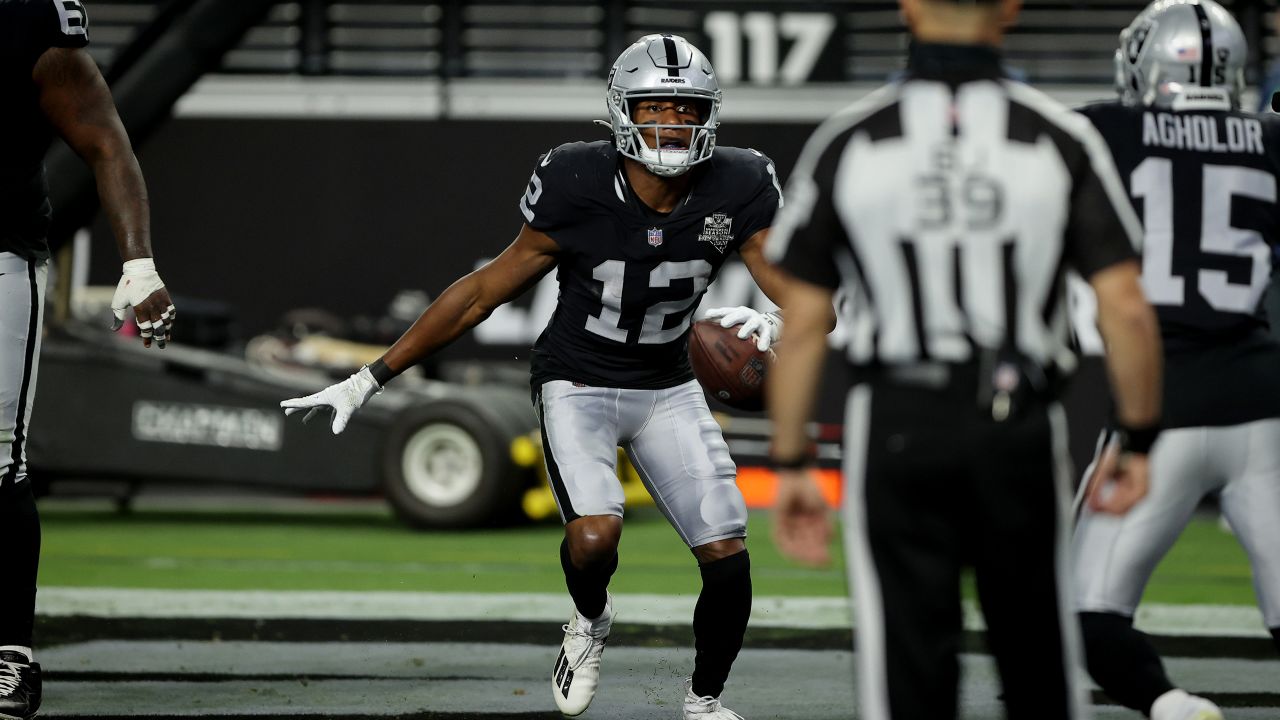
[[1114, 0, 1246, 110], [606, 35, 722, 178]]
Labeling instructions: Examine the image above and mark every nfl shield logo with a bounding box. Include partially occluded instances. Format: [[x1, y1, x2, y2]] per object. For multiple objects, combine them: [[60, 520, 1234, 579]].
[[647, 227, 664, 247]]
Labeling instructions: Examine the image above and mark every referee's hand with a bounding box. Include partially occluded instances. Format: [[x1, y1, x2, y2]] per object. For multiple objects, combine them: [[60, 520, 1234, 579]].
[[1085, 445, 1150, 515], [772, 469, 832, 567]]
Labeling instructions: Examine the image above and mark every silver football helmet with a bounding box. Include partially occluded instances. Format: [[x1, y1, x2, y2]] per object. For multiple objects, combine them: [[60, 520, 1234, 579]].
[[605, 34, 721, 177], [1115, 0, 1247, 109]]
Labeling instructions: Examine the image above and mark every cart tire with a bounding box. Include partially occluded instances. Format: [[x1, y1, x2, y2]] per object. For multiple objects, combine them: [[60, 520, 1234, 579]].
[[383, 401, 526, 529]]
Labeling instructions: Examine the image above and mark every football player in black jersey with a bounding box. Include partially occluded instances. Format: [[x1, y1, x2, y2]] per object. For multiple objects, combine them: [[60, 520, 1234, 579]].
[[0, 1, 175, 717], [1073, 2, 1280, 719], [283, 34, 801, 719]]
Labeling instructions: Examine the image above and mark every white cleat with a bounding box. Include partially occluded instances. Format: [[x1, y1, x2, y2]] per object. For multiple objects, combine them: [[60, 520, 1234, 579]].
[[683, 677, 745, 720], [1150, 689, 1225, 720], [551, 595, 612, 717]]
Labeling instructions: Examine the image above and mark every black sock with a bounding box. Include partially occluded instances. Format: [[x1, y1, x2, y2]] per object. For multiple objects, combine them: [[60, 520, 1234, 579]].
[[560, 538, 617, 620], [0, 481, 39, 648], [1079, 611, 1174, 713], [691, 549, 751, 699], [1270, 626, 1280, 655]]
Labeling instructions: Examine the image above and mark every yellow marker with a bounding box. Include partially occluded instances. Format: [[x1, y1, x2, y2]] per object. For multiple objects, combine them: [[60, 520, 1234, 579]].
[[510, 434, 540, 467]]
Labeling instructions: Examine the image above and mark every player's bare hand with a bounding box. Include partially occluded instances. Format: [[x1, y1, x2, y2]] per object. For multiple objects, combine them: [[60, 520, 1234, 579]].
[[280, 366, 381, 434], [111, 258, 175, 349], [772, 469, 832, 567], [1086, 444, 1150, 515], [703, 306, 782, 351]]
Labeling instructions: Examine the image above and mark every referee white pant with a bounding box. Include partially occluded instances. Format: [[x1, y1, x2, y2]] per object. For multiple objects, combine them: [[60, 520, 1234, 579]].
[[841, 377, 1086, 720], [0, 252, 47, 490]]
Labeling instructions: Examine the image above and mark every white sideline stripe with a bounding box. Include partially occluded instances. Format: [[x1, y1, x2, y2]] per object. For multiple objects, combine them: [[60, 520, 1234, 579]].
[[37, 588, 1269, 637]]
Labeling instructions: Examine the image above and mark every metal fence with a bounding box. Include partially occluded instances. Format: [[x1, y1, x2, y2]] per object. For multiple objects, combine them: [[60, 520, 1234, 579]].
[[84, 0, 1278, 86]]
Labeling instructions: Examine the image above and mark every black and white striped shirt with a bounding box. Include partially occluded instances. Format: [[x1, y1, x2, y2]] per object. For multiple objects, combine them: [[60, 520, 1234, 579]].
[[768, 43, 1141, 375]]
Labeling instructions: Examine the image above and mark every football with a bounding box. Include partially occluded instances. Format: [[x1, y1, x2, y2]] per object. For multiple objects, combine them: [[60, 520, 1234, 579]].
[[688, 319, 775, 412]]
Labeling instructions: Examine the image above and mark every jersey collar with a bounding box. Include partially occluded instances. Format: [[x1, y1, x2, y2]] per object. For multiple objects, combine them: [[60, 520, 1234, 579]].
[[906, 42, 1006, 83], [614, 157, 702, 223]]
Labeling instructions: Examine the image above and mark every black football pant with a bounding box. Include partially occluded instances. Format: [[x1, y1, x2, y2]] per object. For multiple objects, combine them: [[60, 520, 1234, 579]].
[[841, 378, 1085, 720]]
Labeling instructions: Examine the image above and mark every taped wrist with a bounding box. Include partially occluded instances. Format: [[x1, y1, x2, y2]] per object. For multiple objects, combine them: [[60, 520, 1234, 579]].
[[122, 258, 156, 275], [366, 359, 398, 387]]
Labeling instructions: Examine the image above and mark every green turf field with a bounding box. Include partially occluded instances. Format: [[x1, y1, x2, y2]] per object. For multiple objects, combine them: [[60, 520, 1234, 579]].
[[38, 502, 1257, 604]]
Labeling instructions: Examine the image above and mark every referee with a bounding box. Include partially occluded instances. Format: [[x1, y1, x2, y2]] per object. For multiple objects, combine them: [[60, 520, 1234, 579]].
[[764, 0, 1163, 718]]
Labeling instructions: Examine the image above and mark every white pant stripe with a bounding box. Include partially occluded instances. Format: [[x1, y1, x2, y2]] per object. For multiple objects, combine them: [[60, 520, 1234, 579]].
[[840, 384, 889, 720], [0, 253, 46, 489], [1049, 402, 1090, 720]]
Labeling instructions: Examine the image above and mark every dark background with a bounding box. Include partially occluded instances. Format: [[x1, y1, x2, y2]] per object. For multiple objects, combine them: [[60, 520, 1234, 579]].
[[79, 115, 1113, 466]]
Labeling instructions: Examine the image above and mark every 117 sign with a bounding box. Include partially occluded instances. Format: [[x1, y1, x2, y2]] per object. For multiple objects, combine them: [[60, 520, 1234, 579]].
[[703, 11, 839, 85]]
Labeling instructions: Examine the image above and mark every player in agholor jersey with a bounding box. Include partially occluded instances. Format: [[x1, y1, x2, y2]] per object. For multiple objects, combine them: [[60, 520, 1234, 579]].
[[283, 34, 812, 720], [1073, 2, 1280, 719]]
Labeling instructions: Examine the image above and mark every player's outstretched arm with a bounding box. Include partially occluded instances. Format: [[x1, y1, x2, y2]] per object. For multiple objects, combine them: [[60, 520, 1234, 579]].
[[34, 47, 174, 348], [378, 224, 559, 374], [1089, 259, 1163, 514], [766, 274, 835, 567], [280, 225, 559, 433]]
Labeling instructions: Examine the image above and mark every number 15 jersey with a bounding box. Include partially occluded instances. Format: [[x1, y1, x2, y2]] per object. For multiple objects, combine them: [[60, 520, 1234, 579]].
[[520, 141, 781, 390], [1083, 100, 1280, 427]]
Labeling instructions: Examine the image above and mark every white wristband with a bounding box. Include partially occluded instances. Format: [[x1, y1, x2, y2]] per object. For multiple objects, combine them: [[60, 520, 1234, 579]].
[[122, 258, 156, 275]]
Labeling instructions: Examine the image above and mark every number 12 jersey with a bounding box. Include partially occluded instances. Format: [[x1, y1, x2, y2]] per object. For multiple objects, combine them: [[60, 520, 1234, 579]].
[[520, 141, 781, 390]]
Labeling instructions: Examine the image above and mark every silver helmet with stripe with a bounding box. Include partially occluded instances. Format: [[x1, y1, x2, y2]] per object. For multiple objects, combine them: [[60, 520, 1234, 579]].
[[1115, 0, 1247, 109], [606, 34, 722, 177]]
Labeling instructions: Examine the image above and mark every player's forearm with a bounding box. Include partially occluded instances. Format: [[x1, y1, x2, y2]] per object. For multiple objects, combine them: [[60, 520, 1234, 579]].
[[767, 285, 832, 460], [379, 273, 494, 375], [1098, 298, 1162, 427], [91, 150, 152, 261]]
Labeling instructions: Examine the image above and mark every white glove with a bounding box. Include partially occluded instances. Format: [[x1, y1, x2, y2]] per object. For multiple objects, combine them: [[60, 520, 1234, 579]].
[[111, 258, 172, 334], [703, 306, 783, 351], [279, 366, 381, 434]]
